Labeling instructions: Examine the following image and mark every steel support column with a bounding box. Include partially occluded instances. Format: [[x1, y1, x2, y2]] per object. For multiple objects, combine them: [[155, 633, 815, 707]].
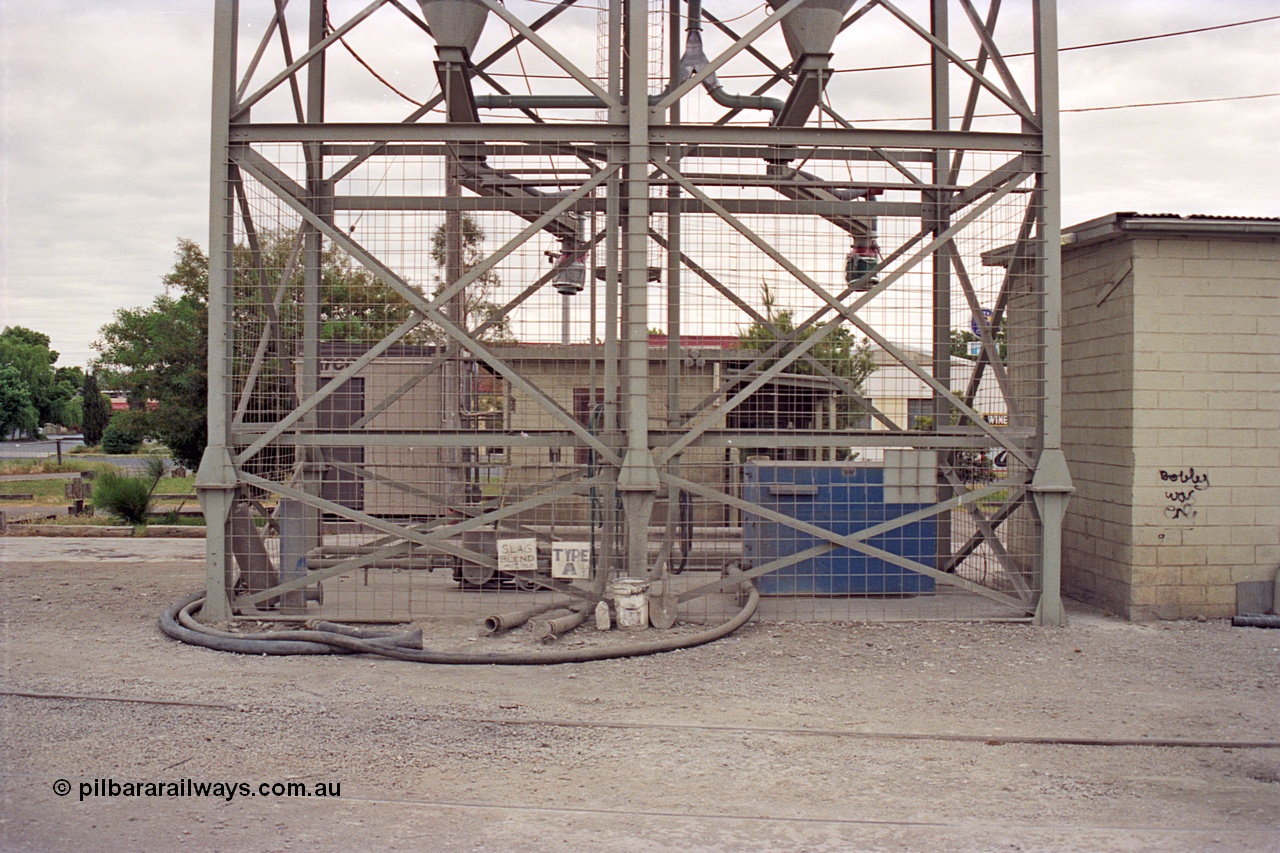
[[1032, 0, 1071, 626], [196, 0, 240, 621]]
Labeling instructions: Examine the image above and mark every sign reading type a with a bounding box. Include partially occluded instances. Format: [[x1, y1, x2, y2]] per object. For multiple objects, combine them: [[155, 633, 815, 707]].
[[496, 538, 538, 573], [551, 542, 592, 579]]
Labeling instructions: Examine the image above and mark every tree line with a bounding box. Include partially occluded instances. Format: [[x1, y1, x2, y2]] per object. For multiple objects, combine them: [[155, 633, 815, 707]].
[[2, 221, 507, 466], [0, 326, 108, 441]]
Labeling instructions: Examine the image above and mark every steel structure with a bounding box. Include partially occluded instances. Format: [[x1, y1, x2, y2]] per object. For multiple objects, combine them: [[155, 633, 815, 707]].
[[199, 0, 1069, 627]]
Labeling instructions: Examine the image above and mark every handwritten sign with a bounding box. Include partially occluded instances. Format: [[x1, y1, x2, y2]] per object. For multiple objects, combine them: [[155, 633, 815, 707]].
[[1159, 468, 1210, 522], [496, 538, 538, 573], [551, 542, 592, 579]]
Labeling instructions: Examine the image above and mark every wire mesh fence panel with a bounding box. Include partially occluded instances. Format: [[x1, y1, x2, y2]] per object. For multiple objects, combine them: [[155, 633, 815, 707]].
[[207, 0, 1058, 630]]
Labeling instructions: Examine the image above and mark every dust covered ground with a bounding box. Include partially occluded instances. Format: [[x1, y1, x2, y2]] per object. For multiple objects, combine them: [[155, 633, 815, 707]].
[[1, 537, 1278, 852]]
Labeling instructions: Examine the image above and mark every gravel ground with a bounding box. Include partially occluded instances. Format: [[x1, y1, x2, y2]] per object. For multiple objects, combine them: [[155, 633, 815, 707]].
[[1, 537, 1278, 852]]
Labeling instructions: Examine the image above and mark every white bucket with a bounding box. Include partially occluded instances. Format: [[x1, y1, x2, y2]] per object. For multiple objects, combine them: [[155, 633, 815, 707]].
[[611, 577, 650, 631]]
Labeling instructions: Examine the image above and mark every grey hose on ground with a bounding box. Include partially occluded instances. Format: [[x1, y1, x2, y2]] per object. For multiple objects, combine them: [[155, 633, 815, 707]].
[[159, 580, 760, 665], [175, 596, 422, 649], [163, 594, 423, 654]]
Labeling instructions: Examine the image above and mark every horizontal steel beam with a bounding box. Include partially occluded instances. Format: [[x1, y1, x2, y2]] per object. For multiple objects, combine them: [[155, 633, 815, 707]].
[[232, 123, 626, 144], [317, 143, 934, 164], [230, 123, 1041, 152], [332, 195, 921, 218], [233, 429, 1008, 450]]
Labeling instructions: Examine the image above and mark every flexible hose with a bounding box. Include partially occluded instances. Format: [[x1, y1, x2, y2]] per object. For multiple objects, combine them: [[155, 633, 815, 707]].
[[176, 596, 422, 649], [159, 581, 760, 665], [162, 593, 422, 655], [305, 621, 410, 640]]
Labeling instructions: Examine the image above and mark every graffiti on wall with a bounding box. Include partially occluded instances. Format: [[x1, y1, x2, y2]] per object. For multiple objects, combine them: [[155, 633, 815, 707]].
[[1160, 467, 1210, 522]]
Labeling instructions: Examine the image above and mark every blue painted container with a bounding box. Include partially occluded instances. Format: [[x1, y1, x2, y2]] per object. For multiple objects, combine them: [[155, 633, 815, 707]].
[[743, 461, 937, 595]]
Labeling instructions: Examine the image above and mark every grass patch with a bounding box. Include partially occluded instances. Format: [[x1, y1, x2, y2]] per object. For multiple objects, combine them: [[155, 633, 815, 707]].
[[46, 514, 131, 527], [0, 479, 76, 507], [0, 459, 116, 477], [44, 512, 206, 528], [70, 442, 171, 458], [148, 513, 206, 526], [152, 476, 197, 497], [977, 488, 1009, 511], [0, 476, 194, 510]]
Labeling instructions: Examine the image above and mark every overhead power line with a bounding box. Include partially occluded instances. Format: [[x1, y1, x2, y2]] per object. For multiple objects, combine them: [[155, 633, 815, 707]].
[[852, 91, 1280, 124], [483, 13, 1280, 81], [1061, 91, 1280, 114], [765, 13, 1280, 77], [332, 6, 1279, 118], [1057, 13, 1280, 52]]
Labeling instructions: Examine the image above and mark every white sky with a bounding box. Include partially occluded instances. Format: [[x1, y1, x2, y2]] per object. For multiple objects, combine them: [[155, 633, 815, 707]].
[[2, 0, 1277, 367]]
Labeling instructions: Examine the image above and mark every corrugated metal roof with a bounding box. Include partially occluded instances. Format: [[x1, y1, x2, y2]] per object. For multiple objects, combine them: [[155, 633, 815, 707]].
[[1064, 212, 1280, 246], [1121, 212, 1280, 223]]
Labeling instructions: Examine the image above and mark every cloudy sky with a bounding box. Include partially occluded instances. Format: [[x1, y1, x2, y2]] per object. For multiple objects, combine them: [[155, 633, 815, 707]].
[[2, 0, 1277, 367]]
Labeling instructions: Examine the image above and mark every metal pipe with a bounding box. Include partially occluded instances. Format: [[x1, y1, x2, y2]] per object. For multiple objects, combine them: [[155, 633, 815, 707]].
[[1232, 615, 1280, 629], [676, 0, 783, 117], [479, 599, 572, 635], [532, 606, 590, 640], [475, 94, 605, 109]]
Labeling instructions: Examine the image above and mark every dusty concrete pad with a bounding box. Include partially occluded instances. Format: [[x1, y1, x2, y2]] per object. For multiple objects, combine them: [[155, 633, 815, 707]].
[[0, 538, 1277, 851]]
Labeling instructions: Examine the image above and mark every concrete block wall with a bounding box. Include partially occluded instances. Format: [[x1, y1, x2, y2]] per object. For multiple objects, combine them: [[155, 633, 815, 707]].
[[1061, 239, 1137, 612], [1062, 227, 1280, 620], [1127, 235, 1280, 619]]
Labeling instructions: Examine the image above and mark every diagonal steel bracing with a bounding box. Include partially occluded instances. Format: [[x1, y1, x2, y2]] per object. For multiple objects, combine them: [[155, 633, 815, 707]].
[[647, 228, 900, 433], [232, 230, 305, 426], [328, 0, 586, 183], [943, 241, 1021, 425], [956, 0, 1032, 121], [347, 229, 607, 431], [234, 0, 388, 120], [233, 150, 623, 467], [875, 0, 1038, 127], [665, 470, 1029, 610], [235, 470, 606, 607], [961, 202, 1039, 416], [654, 157, 1035, 466]]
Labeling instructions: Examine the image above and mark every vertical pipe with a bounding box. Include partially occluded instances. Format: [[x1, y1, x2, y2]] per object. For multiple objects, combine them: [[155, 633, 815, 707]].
[[930, 0, 953, 571], [301, 0, 326, 410], [199, 0, 240, 621], [562, 293, 572, 344], [665, 0, 684, 569], [442, 161, 465, 516], [625, 0, 652, 451], [286, 0, 330, 612], [601, 0, 624, 575]]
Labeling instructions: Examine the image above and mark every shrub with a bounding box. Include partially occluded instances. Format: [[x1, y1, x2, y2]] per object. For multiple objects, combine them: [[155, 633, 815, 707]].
[[91, 471, 155, 524], [80, 373, 111, 446], [101, 419, 143, 454], [142, 456, 168, 483]]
